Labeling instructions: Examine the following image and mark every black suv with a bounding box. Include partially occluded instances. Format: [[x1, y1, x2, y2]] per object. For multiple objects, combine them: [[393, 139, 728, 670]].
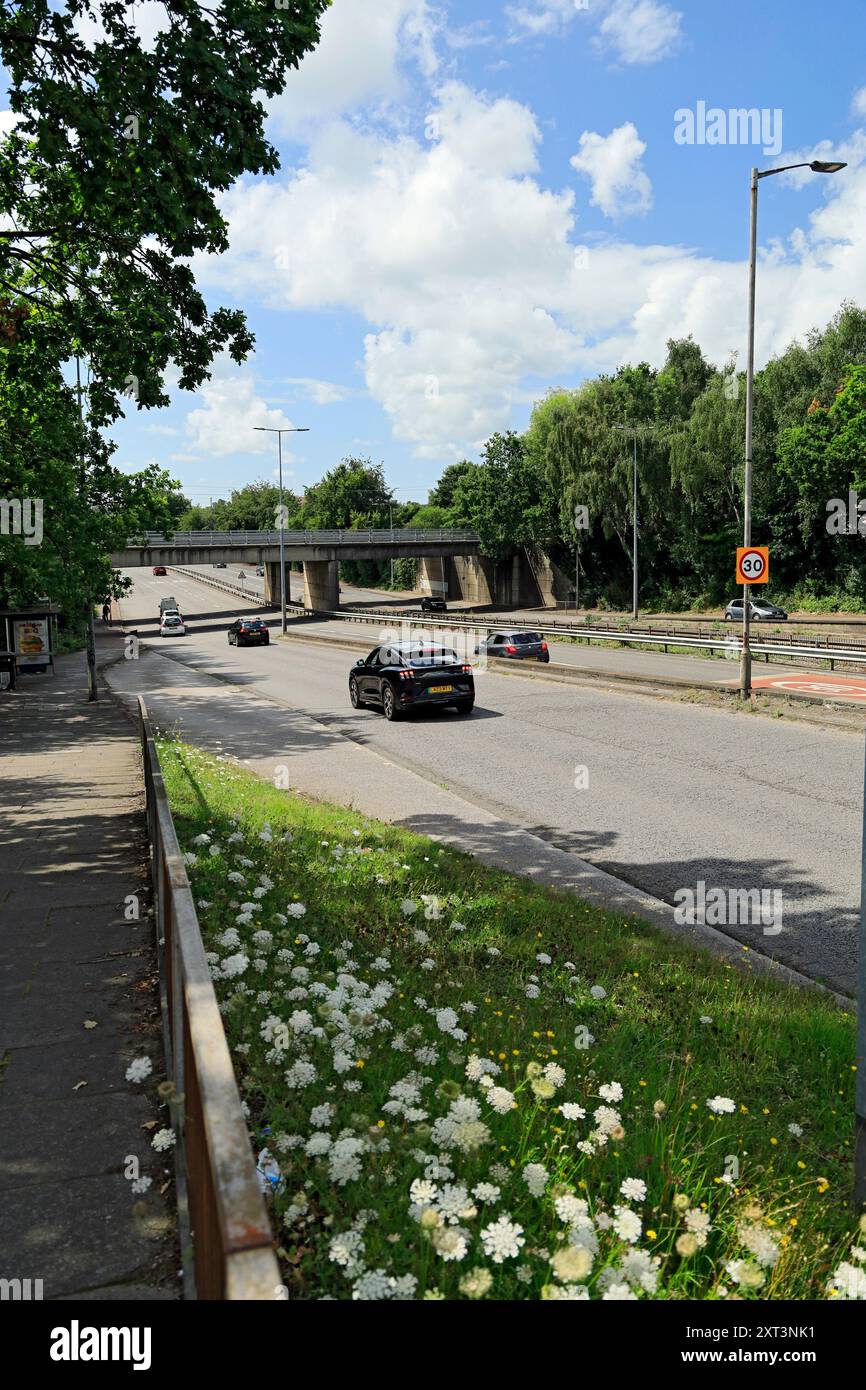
[[420, 596, 447, 612], [228, 617, 270, 647], [349, 642, 474, 719]]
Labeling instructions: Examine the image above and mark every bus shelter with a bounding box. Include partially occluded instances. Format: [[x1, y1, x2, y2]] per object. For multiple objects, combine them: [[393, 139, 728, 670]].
[[0, 602, 60, 687]]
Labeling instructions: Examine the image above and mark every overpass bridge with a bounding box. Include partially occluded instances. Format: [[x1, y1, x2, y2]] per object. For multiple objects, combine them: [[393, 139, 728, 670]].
[[113, 528, 482, 609]]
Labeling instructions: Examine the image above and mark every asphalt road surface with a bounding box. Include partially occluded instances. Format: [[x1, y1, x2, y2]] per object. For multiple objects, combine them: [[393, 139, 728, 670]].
[[119, 567, 863, 994], [180, 562, 421, 608]]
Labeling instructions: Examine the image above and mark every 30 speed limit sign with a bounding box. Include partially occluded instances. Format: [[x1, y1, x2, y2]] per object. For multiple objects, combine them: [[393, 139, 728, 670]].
[[736, 546, 769, 585]]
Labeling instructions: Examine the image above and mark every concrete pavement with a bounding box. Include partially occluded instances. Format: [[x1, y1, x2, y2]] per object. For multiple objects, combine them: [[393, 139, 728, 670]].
[[0, 628, 177, 1299]]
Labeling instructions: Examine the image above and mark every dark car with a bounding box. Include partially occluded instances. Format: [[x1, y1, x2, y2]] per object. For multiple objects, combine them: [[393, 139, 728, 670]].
[[152, 565, 167, 576], [420, 596, 447, 612], [724, 598, 788, 621], [228, 617, 270, 647], [214, 561, 227, 568], [476, 630, 550, 663], [349, 642, 474, 720], [255, 566, 265, 577]]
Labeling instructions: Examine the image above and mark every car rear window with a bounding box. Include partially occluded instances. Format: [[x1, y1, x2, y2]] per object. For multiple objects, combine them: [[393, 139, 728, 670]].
[[514, 632, 541, 643], [405, 647, 459, 666], [243, 619, 265, 628]]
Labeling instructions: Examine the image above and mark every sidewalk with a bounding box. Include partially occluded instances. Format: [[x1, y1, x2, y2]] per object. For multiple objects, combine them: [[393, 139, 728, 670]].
[[0, 626, 178, 1300]]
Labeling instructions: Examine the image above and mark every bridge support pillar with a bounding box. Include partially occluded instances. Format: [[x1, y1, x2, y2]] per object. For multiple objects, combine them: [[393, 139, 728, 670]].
[[263, 561, 279, 605], [303, 559, 340, 611], [449, 554, 493, 605], [418, 556, 448, 597]]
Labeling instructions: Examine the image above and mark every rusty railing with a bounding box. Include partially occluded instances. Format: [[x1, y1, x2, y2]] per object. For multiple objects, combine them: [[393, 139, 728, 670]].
[[139, 697, 280, 1300]]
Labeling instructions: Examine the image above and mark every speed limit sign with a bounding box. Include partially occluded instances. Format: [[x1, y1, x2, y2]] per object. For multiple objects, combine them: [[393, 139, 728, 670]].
[[736, 546, 769, 585]]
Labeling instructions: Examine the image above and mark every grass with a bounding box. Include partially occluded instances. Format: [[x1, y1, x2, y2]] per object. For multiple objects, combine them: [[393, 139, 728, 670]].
[[158, 736, 863, 1301]]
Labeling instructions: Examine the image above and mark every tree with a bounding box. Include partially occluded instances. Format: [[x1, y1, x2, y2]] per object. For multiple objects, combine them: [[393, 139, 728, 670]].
[[0, 339, 179, 630], [657, 335, 714, 420], [301, 458, 393, 530], [0, 0, 330, 425], [449, 432, 554, 561], [428, 461, 474, 509], [777, 365, 866, 599]]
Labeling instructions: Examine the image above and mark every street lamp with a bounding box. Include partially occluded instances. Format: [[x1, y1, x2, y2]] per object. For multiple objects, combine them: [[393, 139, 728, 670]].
[[253, 425, 310, 633], [739, 158, 846, 699]]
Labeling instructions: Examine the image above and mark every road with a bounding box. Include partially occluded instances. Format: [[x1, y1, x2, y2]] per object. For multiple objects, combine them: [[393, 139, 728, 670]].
[[143, 565, 856, 691], [178, 562, 423, 609], [118, 567, 863, 995]]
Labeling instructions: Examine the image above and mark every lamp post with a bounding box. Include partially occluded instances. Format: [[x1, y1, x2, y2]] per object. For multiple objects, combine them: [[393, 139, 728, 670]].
[[253, 425, 310, 633], [739, 158, 846, 699], [614, 423, 645, 620], [389, 504, 394, 587], [575, 540, 579, 616], [75, 356, 97, 701]]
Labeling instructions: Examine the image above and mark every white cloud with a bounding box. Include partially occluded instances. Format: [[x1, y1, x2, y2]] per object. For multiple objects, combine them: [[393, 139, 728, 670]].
[[285, 377, 351, 405], [143, 423, 180, 437], [184, 367, 295, 458], [506, 0, 680, 62], [194, 81, 866, 459], [596, 0, 682, 65], [505, 0, 582, 38], [0, 109, 23, 140], [852, 87, 866, 118], [74, 1, 171, 51], [570, 122, 652, 218], [268, 0, 438, 138], [197, 82, 581, 455]]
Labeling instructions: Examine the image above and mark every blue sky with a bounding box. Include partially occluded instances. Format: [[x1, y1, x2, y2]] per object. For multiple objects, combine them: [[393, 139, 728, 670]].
[[7, 1, 866, 508]]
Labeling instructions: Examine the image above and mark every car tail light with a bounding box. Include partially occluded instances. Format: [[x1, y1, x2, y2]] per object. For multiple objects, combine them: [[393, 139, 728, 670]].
[[398, 668, 414, 680], [461, 664, 472, 673], [541, 641, 548, 651], [506, 644, 517, 653]]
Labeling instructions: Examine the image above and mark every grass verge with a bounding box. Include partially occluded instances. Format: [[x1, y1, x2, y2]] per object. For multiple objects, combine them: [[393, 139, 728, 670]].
[[158, 737, 864, 1301]]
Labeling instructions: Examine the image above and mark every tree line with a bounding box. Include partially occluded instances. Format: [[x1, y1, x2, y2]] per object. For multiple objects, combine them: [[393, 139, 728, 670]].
[[176, 302, 866, 611]]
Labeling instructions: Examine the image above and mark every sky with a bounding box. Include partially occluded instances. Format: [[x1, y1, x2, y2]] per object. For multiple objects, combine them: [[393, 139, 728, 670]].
[[7, 0, 866, 507]]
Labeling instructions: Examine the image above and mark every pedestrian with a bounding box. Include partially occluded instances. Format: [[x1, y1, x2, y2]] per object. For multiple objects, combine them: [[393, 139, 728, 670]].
[[102, 599, 111, 624]]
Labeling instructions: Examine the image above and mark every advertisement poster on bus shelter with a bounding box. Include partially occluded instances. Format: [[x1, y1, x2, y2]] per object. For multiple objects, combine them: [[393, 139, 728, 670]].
[[13, 617, 50, 669]]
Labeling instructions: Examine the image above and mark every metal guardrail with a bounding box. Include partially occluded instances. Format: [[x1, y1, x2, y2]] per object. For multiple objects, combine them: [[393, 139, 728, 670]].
[[319, 608, 866, 669], [167, 565, 284, 607], [139, 697, 280, 1301], [130, 528, 479, 547], [551, 602, 866, 630]]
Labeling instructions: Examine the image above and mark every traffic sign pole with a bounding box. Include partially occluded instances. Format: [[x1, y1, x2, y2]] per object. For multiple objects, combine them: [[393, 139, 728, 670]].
[[741, 167, 759, 700], [857, 731, 866, 1208], [735, 549, 768, 684]]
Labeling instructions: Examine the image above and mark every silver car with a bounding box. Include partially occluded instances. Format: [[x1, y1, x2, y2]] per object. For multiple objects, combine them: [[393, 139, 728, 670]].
[[724, 598, 788, 622], [475, 630, 550, 662]]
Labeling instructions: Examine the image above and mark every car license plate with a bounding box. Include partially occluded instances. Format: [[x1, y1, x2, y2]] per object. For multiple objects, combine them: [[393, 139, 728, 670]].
[[429, 684, 453, 694]]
